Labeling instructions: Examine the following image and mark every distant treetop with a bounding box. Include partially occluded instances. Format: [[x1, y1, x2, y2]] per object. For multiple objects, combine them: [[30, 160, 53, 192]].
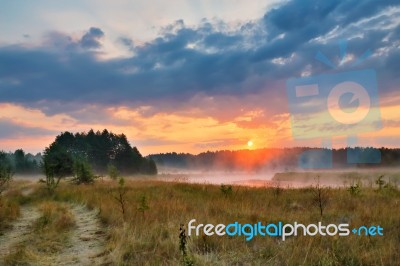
[[43, 129, 157, 176]]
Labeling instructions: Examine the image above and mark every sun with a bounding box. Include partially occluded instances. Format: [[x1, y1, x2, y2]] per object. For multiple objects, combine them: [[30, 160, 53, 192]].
[[247, 140, 254, 148]]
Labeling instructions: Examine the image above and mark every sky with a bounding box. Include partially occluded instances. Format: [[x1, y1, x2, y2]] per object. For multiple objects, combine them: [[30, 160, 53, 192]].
[[0, 0, 399, 155]]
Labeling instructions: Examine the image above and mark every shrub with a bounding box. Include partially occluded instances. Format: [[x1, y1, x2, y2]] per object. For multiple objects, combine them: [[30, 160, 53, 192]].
[[312, 177, 329, 218], [375, 175, 385, 190], [274, 182, 283, 197], [107, 164, 119, 180], [348, 182, 361, 196], [179, 224, 194, 265], [73, 160, 95, 184], [42, 160, 61, 193], [137, 195, 149, 216], [220, 184, 233, 197], [111, 177, 128, 219]]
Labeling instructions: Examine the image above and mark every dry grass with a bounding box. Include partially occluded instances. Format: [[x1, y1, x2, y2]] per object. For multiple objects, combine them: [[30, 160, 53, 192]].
[[34, 201, 75, 232], [0, 182, 31, 233], [1, 177, 399, 265], [0, 180, 42, 234], [47, 178, 400, 265], [0, 198, 20, 232]]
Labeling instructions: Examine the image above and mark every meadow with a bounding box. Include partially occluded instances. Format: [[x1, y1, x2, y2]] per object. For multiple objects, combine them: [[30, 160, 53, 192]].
[[0, 174, 399, 265]]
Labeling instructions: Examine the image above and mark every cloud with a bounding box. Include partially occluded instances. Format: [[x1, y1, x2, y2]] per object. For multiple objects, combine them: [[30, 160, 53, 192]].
[[0, 0, 399, 123], [118, 36, 134, 50], [80, 27, 104, 49], [0, 118, 58, 139]]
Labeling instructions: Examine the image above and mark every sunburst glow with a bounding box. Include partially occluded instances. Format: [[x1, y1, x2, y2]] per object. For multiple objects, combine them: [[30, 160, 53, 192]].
[[247, 140, 254, 147]]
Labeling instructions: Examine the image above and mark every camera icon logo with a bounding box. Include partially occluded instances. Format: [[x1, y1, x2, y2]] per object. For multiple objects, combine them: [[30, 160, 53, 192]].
[[327, 81, 371, 125], [286, 43, 382, 168]]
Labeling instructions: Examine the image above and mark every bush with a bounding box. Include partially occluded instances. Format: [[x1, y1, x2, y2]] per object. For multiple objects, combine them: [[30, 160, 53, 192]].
[[220, 184, 233, 197], [42, 160, 60, 193], [312, 177, 329, 218], [73, 160, 94, 184], [111, 177, 128, 219], [107, 164, 119, 180], [137, 195, 149, 216], [375, 175, 385, 190], [348, 182, 361, 196]]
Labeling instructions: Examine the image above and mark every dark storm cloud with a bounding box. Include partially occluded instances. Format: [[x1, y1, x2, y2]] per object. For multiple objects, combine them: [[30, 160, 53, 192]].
[[0, 119, 57, 139], [256, 0, 397, 61], [80, 27, 104, 49], [0, 0, 399, 118]]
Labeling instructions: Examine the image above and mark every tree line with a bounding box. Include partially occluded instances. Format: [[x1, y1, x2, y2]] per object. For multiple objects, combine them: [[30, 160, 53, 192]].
[[150, 147, 400, 171], [0, 149, 41, 175]]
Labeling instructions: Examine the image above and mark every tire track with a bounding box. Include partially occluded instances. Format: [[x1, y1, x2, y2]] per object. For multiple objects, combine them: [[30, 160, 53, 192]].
[[49, 204, 108, 265], [0, 203, 109, 265], [0, 205, 40, 258]]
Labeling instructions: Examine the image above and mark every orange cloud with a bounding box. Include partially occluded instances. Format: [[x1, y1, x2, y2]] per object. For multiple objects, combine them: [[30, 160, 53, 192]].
[[0, 99, 399, 155]]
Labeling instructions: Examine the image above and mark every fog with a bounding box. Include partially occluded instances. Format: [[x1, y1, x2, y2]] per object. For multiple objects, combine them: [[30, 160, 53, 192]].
[[12, 168, 400, 189], [156, 167, 400, 188]]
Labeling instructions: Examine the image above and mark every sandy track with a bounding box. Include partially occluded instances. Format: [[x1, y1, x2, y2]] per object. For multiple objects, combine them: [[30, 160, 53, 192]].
[[0, 205, 40, 258], [0, 203, 108, 265], [50, 204, 108, 265]]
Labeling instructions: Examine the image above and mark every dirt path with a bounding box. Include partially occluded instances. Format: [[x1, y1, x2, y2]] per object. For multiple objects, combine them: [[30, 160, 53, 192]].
[[49, 204, 108, 265], [0, 205, 41, 258], [0, 203, 108, 265]]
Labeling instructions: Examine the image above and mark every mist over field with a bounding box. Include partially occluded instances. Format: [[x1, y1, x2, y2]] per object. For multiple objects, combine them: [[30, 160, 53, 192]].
[[151, 148, 400, 188], [155, 167, 400, 188]]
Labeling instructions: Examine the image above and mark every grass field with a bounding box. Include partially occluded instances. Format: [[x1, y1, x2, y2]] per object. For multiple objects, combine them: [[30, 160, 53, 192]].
[[0, 175, 399, 265]]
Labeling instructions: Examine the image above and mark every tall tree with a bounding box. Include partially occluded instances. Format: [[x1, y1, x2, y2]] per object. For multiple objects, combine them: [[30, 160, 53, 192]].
[[42, 143, 74, 179]]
